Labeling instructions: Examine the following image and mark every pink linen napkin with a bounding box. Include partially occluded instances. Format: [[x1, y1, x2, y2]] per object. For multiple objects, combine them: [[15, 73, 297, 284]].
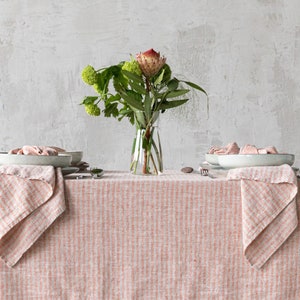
[[227, 164, 298, 269], [0, 165, 65, 267]]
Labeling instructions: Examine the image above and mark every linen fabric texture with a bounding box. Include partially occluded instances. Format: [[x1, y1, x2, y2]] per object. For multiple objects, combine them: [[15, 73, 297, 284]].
[[0, 165, 65, 267], [1, 170, 300, 299], [227, 164, 298, 269]]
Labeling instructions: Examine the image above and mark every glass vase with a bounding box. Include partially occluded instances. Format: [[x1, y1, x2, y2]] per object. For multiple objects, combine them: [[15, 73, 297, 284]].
[[130, 115, 163, 175]]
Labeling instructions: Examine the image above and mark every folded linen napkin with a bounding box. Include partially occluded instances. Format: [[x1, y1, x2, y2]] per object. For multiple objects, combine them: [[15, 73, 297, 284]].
[[227, 164, 298, 269], [0, 165, 65, 267]]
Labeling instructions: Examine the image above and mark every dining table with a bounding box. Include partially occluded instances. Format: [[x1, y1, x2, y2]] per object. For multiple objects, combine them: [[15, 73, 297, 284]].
[[1, 168, 300, 299]]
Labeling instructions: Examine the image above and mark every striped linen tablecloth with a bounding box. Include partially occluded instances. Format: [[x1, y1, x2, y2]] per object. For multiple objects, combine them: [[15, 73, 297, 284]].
[[1, 169, 300, 299], [0, 165, 65, 267]]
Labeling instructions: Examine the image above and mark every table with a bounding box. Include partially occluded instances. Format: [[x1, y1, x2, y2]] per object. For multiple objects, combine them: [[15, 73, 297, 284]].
[[1, 171, 300, 299]]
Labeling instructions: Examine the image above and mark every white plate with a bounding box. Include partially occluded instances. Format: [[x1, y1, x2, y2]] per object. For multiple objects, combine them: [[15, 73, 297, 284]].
[[218, 154, 295, 169], [0, 153, 72, 167], [62, 167, 80, 175]]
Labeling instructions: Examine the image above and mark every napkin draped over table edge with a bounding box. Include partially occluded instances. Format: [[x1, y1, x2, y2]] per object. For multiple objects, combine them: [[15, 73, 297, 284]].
[[227, 164, 298, 269], [0, 165, 65, 268]]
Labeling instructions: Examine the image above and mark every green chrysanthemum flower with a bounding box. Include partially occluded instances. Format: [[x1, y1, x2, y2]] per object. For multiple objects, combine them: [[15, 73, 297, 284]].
[[93, 83, 102, 95], [84, 103, 100, 116], [122, 58, 142, 76], [81, 65, 97, 85]]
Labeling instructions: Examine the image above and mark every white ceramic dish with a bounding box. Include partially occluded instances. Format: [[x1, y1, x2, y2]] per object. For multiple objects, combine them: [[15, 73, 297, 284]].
[[205, 153, 219, 165], [62, 167, 80, 175], [0, 153, 72, 167], [63, 151, 83, 164], [218, 154, 295, 169]]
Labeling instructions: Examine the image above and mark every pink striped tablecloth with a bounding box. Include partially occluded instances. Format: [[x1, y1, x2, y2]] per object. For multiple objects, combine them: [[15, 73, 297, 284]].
[[227, 164, 298, 270], [0, 165, 65, 267], [1, 170, 300, 299]]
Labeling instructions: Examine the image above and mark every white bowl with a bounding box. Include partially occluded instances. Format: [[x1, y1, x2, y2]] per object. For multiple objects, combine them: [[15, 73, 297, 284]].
[[64, 151, 83, 164], [218, 154, 295, 169], [0, 153, 72, 167], [205, 153, 219, 165]]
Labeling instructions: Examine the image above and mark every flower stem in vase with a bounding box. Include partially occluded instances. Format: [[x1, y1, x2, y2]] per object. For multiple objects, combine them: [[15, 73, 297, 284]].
[[142, 127, 151, 174], [130, 118, 162, 175]]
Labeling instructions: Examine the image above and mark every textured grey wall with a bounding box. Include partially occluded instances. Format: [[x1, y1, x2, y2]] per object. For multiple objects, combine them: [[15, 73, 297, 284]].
[[0, 0, 299, 170]]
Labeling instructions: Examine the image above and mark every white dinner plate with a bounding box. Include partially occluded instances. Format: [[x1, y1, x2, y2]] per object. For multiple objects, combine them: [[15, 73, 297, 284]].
[[0, 153, 72, 167], [62, 167, 80, 175], [218, 154, 295, 169]]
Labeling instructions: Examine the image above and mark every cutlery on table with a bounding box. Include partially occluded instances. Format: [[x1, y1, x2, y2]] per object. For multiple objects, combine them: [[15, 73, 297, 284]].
[[180, 166, 216, 179]]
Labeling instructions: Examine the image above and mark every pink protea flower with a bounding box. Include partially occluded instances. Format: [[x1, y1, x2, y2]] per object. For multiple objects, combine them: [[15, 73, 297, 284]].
[[136, 49, 166, 78]]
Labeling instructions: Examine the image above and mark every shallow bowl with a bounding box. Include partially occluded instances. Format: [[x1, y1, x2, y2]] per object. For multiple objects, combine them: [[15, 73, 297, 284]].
[[218, 154, 295, 169], [64, 151, 83, 164], [0, 153, 72, 167], [205, 153, 219, 165]]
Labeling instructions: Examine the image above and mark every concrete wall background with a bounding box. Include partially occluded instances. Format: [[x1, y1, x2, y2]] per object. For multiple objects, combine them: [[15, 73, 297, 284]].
[[0, 0, 299, 170]]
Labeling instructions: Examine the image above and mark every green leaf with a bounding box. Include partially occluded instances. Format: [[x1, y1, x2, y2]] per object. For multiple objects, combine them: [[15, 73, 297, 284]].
[[180, 80, 209, 118], [157, 99, 189, 110], [122, 70, 144, 84], [119, 108, 131, 115], [81, 96, 98, 105], [165, 89, 190, 98], [118, 107, 135, 124], [120, 90, 144, 111], [134, 110, 147, 128], [144, 94, 152, 121], [181, 80, 207, 95], [113, 72, 128, 93], [154, 68, 165, 86], [107, 94, 121, 103], [108, 65, 122, 76], [104, 102, 119, 117], [160, 64, 172, 83], [94, 65, 122, 95], [167, 79, 179, 91], [95, 69, 112, 92], [128, 80, 146, 94]]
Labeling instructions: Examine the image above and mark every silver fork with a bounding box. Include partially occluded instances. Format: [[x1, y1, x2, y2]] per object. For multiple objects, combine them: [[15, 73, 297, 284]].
[[199, 167, 216, 179]]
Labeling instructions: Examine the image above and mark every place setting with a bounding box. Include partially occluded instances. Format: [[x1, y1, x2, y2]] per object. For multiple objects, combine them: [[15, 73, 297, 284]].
[[202, 142, 297, 172], [180, 141, 297, 180], [0, 145, 104, 178]]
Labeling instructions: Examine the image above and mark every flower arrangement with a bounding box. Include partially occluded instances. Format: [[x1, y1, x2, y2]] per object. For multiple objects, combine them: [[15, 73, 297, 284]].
[[81, 49, 207, 174]]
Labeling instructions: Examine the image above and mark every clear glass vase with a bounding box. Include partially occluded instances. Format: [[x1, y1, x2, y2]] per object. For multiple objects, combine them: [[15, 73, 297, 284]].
[[130, 113, 163, 175]]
